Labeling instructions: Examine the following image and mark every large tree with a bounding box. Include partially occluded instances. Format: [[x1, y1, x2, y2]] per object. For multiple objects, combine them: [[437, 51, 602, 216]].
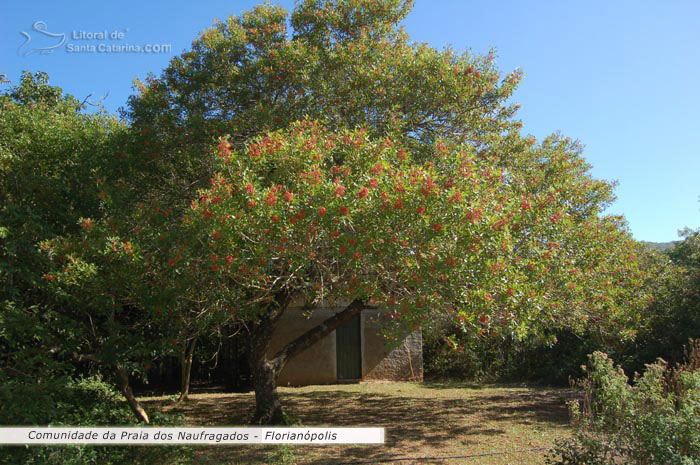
[[0, 72, 156, 423], [157, 121, 647, 423], [122, 0, 650, 423]]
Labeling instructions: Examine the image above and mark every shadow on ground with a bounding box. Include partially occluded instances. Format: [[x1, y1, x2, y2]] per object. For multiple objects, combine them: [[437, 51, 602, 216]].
[[142, 383, 572, 465]]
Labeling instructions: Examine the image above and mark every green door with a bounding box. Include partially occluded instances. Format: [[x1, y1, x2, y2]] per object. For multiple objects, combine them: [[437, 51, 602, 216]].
[[336, 314, 362, 379]]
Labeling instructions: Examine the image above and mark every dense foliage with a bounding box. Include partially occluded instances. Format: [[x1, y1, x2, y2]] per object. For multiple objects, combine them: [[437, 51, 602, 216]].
[[547, 343, 700, 465], [0, 376, 190, 465], [2, 0, 693, 439]]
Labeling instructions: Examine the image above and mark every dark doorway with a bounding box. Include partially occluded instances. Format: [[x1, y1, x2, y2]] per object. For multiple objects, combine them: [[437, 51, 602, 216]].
[[336, 314, 362, 379]]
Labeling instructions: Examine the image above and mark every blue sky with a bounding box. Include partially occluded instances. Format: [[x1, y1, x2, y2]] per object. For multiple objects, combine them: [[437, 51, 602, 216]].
[[2, 1, 699, 242]]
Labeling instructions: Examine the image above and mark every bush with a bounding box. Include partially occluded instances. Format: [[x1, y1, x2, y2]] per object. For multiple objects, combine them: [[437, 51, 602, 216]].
[[0, 376, 192, 465], [423, 324, 603, 385], [547, 341, 700, 465]]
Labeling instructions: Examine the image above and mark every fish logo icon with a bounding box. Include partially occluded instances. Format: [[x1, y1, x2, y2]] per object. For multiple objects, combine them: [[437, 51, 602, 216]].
[[18, 21, 66, 57]]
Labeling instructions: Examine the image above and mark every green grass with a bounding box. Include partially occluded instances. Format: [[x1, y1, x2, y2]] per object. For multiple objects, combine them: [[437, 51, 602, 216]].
[[142, 381, 574, 464]]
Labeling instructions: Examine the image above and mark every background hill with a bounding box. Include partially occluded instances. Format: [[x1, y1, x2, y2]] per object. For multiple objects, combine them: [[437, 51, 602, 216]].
[[643, 241, 678, 252]]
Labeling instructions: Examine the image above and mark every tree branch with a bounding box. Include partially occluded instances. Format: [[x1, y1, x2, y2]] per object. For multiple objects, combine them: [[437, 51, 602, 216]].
[[271, 299, 375, 372]]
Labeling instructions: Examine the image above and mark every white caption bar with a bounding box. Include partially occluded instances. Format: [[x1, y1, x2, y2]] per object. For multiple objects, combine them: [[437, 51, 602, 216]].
[[0, 427, 384, 445]]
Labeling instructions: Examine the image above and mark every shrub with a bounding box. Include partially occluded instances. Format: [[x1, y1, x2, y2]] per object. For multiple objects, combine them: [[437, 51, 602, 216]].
[[547, 341, 700, 465], [0, 376, 192, 465]]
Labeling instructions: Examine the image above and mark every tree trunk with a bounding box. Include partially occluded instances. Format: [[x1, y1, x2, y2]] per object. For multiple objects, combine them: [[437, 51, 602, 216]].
[[250, 354, 285, 424], [249, 313, 285, 424], [178, 334, 198, 402], [114, 364, 150, 424], [248, 299, 373, 424]]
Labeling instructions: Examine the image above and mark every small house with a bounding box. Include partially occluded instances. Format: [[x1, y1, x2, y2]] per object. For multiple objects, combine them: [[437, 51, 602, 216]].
[[268, 305, 423, 385]]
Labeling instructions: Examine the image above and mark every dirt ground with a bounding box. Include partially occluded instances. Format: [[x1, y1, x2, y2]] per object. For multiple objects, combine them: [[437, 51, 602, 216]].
[[142, 381, 575, 465]]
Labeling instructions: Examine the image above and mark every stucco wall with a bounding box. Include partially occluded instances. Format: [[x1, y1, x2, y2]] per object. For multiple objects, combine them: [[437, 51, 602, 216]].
[[362, 311, 423, 381], [269, 306, 423, 386], [270, 307, 338, 386]]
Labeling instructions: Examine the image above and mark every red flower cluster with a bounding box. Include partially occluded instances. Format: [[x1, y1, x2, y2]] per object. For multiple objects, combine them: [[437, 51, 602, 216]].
[[217, 139, 231, 160], [248, 142, 261, 158], [448, 190, 462, 204], [465, 208, 483, 223], [265, 191, 277, 206]]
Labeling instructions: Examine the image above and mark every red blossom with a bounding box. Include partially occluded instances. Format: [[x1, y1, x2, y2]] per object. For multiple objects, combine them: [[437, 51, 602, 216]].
[[248, 143, 261, 158], [217, 139, 231, 159], [284, 191, 294, 203], [448, 190, 462, 204], [319, 207, 326, 217], [465, 208, 482, 223], [339, 206, 349, 216], [265, 191, 277, 206], [335, 185, 346, 197], [357, 187, 369, 199], [81, 219, 93, 230], [433, 223, 443, 233], [417, 206, 426, 214], [245, 183, 255, 195], [393, 198, 403, 210], [368, 178, 379, 188]]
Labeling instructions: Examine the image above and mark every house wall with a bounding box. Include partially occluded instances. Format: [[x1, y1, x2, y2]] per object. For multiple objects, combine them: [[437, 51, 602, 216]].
[[362, 310, 423, 382], [269, 307, 338, 386], [269, 306, 423, 386]]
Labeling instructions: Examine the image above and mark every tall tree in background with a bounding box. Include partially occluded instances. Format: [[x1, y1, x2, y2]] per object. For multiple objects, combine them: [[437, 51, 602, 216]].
[[0, 72, 157, 423]]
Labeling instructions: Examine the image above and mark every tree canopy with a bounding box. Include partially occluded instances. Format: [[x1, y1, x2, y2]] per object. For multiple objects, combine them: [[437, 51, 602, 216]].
[[1, 0, 659, 427]]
